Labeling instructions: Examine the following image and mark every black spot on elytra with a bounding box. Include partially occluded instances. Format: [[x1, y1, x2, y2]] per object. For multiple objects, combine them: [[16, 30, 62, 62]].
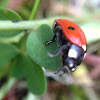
[[68, 26, 75, 30]]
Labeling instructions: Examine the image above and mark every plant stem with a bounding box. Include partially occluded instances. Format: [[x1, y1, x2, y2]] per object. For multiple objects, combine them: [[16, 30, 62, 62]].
[[0, 12, 100, 44], [0, 17, 71, 30], [0, 19, 52, 30], [29, 0, 40, 20], [0, 10, 100, 31]]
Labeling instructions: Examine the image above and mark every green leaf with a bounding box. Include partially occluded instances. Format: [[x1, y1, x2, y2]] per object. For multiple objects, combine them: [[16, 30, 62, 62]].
[[26, 57, 46, 95], [26, 24, 61, 70], [0, 63, 10, 79], [18, 34, 28, 50], [13, 54, 46, 95], [0, 0, 8, 7], [0, 8, 22, 37], [0, 42, 18, 66]]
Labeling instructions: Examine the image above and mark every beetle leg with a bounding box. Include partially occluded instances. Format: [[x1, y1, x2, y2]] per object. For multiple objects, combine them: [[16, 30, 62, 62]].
[[59, 72, 65, 77], [54, 66, 70, 77], [48, 45, 68, 57], [45, 31, 63, 45], [56, 32, 63, 46], [59, 66, 71, 78], [55, 67, 66, 76], [45, 34, 56, 45], [54, 67, 62, 74], [54, 67, 67, 77]]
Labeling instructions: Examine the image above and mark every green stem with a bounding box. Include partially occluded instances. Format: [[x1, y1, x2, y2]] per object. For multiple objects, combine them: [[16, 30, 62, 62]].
[[0, 19, 52, 30], [0, 17, 72, 30], [29, 0, 40, 20], [0, 12, 100, 44], [0, 10, 100, 31]]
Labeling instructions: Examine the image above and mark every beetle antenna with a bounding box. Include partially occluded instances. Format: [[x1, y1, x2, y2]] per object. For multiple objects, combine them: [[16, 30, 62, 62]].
[[48, 45, 68, 57]]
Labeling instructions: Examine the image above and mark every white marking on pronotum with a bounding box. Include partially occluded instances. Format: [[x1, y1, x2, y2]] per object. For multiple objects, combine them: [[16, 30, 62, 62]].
[[71, 68, 76, 72], [69, 63, 73, 68], [82, 45, 86, 51], [68, 49, 77, 59]]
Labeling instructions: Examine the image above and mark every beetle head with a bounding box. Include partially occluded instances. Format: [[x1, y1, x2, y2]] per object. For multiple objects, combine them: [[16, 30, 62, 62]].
[[65, 58, 77, 72]]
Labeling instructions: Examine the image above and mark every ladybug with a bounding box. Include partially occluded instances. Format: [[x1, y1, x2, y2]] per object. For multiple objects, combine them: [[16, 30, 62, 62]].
[[45, 19, 87, 76]]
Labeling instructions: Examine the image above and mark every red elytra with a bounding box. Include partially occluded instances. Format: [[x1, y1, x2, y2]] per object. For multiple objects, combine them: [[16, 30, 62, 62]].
[[54, 19, 86, 48]]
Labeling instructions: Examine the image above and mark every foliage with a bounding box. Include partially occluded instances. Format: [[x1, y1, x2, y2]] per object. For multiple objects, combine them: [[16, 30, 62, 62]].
[[26, 24, 61, 70], [0, 1, 100, 99], [0, 8, 48, 95], [0, 8, 22, 37]]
